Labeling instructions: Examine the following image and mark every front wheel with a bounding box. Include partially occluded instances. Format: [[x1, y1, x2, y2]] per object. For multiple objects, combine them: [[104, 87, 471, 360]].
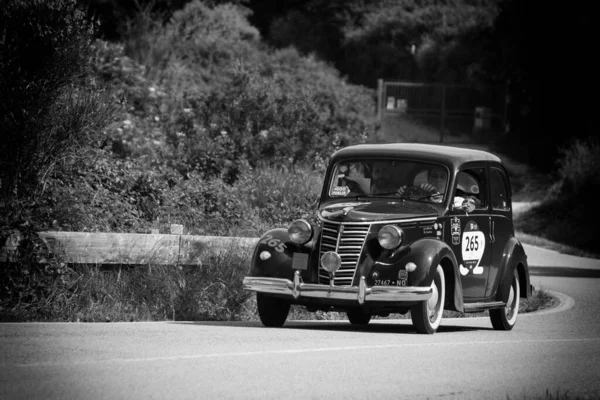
[[347, 309, 372, 325], [490, 268, 520, 330], [411, 265, 445, 334], [257, 293, 290, 327]]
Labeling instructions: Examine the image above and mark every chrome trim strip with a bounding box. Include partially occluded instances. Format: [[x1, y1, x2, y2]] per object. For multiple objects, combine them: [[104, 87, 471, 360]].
[[243, 276, 433, 303], [318, 215, 438, 225], [463, 301, 505, 312]]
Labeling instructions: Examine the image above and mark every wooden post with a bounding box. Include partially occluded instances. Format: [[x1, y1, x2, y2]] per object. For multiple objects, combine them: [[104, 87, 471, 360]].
[[440, 85, 446, 143], [377, 79, 383, 122]]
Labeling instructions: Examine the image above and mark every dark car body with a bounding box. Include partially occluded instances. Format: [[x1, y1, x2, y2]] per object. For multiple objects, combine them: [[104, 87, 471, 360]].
[[243, 143, 532, 334]]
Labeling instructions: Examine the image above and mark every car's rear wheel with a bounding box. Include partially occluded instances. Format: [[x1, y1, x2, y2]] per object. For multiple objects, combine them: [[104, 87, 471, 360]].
[[347, 309, 372, 325], [411, 265, 445, 334], [490, 268, 520, 330], [256, 293, 290, 327]]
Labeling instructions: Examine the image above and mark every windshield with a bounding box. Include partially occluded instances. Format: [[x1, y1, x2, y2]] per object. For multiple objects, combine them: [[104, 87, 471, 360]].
[[328, 159, 449, 204]]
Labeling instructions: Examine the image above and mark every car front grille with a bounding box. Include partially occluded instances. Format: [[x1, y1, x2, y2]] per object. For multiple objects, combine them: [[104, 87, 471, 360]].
[[318, 221, 370, 286]]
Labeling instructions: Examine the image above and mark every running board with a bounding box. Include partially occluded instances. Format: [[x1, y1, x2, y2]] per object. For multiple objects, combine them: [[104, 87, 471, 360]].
[[463, 301, 505, 312]]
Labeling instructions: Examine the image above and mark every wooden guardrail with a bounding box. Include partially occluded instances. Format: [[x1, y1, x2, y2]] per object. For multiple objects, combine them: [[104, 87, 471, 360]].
[[1, 225, 259, 265]]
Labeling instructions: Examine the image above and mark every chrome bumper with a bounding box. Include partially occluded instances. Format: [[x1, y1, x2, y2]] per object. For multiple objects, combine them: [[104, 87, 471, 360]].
[[243, 271, 432, 305]]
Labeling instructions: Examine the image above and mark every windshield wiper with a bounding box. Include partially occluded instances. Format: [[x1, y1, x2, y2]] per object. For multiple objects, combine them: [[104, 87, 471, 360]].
[[369, 191, 400, 197]]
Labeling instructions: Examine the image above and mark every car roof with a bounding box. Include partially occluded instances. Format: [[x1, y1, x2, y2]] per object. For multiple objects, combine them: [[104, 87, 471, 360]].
[[330, 143, 502, 169]]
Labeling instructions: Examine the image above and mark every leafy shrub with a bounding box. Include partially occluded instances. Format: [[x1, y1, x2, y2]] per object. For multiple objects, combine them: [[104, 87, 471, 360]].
[[1, 241, 253, 322], [554, 137, 600, 198], [0, 0, 118, 208], [122, 0, 261, 91], [517, 137, 600, 254]]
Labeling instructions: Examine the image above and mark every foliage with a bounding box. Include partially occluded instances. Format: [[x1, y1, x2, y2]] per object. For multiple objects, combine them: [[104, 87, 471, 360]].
[[121, 0, 261, 91], [516, 137, 600, 254], [494, 1, 595, 170], [106, 1, 375, 181], [0, 0, 119, 214], [1, 244, 253, 322], [341, 0, 501, 85], [554, 137, 600, 198], [1, 0, 580, 324]]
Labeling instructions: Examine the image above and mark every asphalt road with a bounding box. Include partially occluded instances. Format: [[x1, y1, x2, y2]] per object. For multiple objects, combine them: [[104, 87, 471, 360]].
[[1, 246, 600, 400]]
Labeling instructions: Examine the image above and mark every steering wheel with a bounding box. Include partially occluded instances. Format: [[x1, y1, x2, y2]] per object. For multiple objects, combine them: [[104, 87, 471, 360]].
[[400, 185, 435, 198]]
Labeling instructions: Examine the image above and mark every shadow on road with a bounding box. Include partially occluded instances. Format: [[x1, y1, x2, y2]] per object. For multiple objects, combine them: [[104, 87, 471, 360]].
[[173, 320, 491, 334]]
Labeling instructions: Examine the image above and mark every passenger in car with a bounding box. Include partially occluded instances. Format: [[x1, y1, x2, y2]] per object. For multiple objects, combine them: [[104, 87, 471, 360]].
[[453, 171, 482, 209], [370, 161, 396, 194]]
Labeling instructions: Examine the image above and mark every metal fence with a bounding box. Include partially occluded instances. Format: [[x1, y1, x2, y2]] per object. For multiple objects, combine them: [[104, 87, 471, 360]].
[[377, 80, 508, 144]]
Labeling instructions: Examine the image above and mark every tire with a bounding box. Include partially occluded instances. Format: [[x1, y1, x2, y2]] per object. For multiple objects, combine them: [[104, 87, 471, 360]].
[[490, 268, 520, 330], [347, 309, 372, 325], [411, 265, 445, 334], [256, 293, 290, 327]]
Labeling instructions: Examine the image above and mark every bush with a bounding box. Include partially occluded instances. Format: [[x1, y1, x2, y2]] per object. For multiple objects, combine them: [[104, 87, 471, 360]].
[[554, 137, 600, 198], [516, 137, 600, 254], [0, 242, 254, 322], [0, 0, 118, 208], [122, 0, 261, 91]]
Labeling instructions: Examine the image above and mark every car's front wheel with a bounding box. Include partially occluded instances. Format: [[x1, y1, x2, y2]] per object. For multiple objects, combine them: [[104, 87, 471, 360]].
[[411, 265, 445, 334], [256, 293, 290, 327], [347, 309, 372, 325], [490, 268, 520, 330]]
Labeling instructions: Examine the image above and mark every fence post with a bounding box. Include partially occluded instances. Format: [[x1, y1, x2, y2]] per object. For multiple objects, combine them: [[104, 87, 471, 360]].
[[440, 84, 446, 143], [377, 79, 383, 122]]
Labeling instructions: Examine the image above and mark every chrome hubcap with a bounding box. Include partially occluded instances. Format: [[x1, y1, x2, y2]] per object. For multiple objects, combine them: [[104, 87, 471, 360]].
[[428, 280, 439, 319], [506, 285, 515, 317]]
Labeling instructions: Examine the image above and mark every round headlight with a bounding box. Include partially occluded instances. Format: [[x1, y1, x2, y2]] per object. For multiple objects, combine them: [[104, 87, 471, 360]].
[[378, 225, 404, 250], [288, 219, 313, 245], [320, 251, 341, 273]]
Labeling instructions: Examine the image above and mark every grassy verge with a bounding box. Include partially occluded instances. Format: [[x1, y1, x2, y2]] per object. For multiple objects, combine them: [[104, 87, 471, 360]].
[[0, 242, 254, 322], [510, 389, 600, 400]]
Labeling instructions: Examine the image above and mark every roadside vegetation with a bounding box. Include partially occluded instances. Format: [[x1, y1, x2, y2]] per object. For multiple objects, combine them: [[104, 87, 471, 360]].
[[0, 0, 596, 323], [511, 389, 600, 400], [514, 138, 600, 258]]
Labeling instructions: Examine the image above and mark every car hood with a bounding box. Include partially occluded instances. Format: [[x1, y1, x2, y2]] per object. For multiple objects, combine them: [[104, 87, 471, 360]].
[[318, 200, 439, 223]]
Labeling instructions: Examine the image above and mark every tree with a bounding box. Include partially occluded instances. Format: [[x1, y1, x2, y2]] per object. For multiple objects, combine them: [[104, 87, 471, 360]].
[[341, 0, 501, 86], [493, 0, 595, 169]]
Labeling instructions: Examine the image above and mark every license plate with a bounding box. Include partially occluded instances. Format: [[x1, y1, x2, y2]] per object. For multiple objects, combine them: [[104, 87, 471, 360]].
[[292, 253, 309, 270], [374, 279, 407, 286]]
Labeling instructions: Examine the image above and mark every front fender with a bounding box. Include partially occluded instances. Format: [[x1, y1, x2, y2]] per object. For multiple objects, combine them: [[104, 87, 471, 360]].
[[249, 228, 312, 281], [369, 238, 463, 311]]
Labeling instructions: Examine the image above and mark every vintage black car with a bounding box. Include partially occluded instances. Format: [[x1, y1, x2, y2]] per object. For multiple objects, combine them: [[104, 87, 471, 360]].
[[243, 143, 532, 334]]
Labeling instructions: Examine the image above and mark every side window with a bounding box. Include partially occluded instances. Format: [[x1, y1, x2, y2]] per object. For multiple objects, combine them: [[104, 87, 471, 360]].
[[490, 167, 510, 211], [454, 168, 487, 209]]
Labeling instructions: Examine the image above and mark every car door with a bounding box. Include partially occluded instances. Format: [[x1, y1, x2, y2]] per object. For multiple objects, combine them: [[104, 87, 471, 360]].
[[485, 163, 513, 298], [449, 164, 492, 301]]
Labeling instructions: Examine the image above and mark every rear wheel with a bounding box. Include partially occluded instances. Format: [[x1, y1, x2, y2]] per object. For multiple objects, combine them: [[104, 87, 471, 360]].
[[256, 293, 290, 327], [347, 309, 372, 325], [411, 265, 445, 334], [490, 268, 520, 330]]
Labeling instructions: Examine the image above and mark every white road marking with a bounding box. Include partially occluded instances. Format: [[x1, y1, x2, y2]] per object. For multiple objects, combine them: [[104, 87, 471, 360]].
[[5, 337, 600, 368]]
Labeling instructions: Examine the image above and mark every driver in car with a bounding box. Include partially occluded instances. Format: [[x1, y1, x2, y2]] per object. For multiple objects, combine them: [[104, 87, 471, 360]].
[[397, 166, 447, 203]]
